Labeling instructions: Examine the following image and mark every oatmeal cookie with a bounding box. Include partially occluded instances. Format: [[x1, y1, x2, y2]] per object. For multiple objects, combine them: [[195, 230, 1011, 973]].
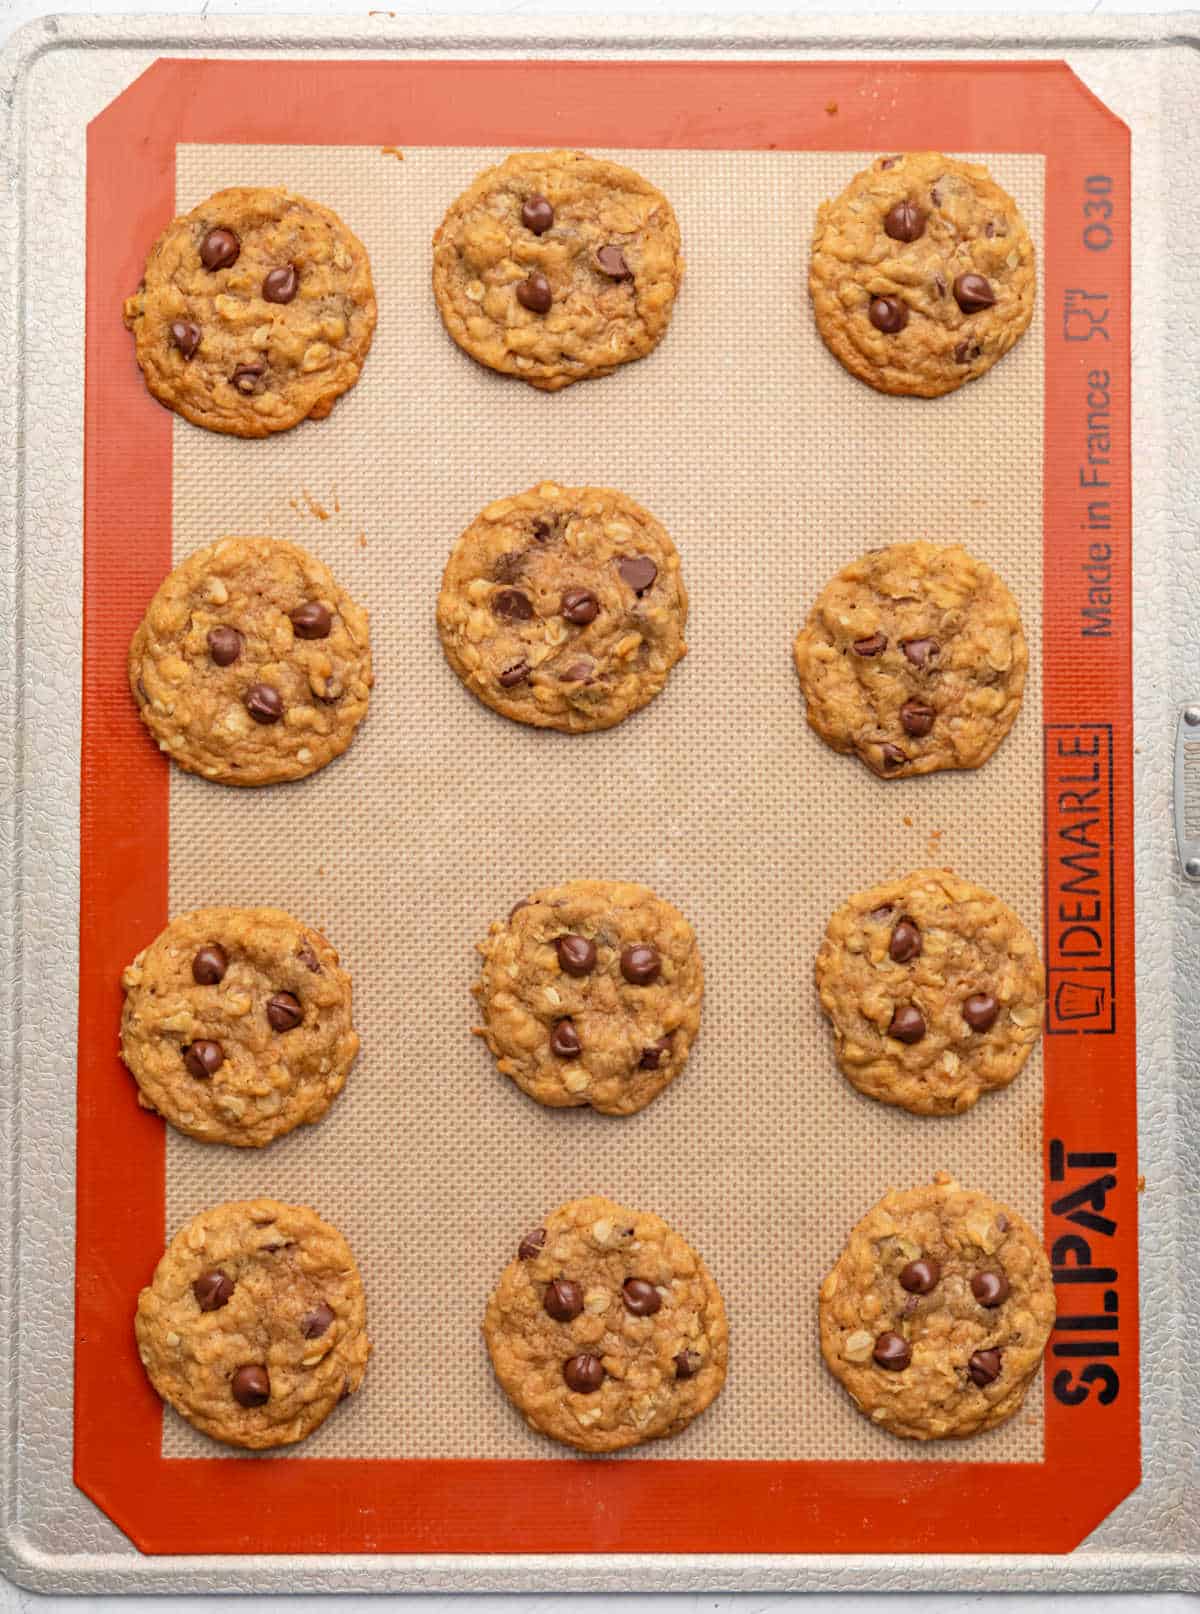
[[432, 150, 683, 389], [484, 1195, 728, 1452], [810, 152, 1035, 397], [473, 880, 703, 1116]]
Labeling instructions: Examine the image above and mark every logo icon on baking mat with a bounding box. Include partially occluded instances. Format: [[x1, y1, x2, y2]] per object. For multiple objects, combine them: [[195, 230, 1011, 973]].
[[1048, 974, 1113, 1033]]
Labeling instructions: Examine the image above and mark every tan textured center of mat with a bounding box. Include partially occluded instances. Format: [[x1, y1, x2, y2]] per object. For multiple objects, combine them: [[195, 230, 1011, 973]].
[[165, 144, 1045, 1461]]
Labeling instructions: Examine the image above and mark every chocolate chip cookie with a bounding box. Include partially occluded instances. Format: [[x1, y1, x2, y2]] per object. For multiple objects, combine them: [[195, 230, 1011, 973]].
[[130, 536, 372, 786], [815, 869, 1045, 1116], [819, 1173, 1054, 1440], [484, 1196, 728, 1452], [123, 185, 376, 436], [473, 880, 703, 1116], [135, 1198, 370, 1449], [432, 150, 683, 390], [810, 152, 1035, 397], [437, 483, 687, 733], [120, 906, 359, 1147], [792, 540, 1027, 778]]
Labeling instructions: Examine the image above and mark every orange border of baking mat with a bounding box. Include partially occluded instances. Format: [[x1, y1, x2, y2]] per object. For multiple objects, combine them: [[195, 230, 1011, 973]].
[[77, 58, 1136, 1555]]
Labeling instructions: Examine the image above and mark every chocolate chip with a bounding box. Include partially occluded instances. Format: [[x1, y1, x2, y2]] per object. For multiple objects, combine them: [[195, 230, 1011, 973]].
[[291, 601, 332, 639], [301, 1301, 335, 1339], [200, 228, 240, 270], [968, 1347, 1002, 1386], [232, 363, 264, 395], [901, 637, 938, 668], [493, 589, 533, 622], [521, 193, 554, 234], [971, 1270, 1010, 1308], [550, 1019, 581, 1059], [617, 556, 657, 596], [881, 743, 908, 769], [561, 587, 599, 625], [873, 1331, 911, 1370], [516, 272, 552, 314], [899, 1257, 941, 1295], [266, 991, 302, 1032], [887, 1004, 926, 1044], [555, 934, 596, 976], [639, 1035, 671, 1070], [563, 1353, 604, 1392], [193, 1270, 234, 1310], [996, 1213, 1010, 1232], [232, 1364, 270, 1407], [954, 339, 982, 364], [297, 940, 321, 972], [498, 661, 529, 688], [869, 905, 894, 922], [853, 632, 887, 657], [244, 683, 283, 724], [184, 1040, 224, 1079], [963, 992, 1000, 1031], [531, 519, 554, 542], [207, 626, 243, 666], [883, 199, 925, 242], [869, 296, 909, 334], [620, 943, 660, 986], [622, 1278, 661, 1316], [674, 1349, 702, 1379], [594, 244, 631, 279], [888, 918, 922, 963], [900, 699, 935, 738], [192, 944, 228, 985], [492, 551, 525, 583], [559, 660, 593, 684], [262, 264, 297, 304], [543, 1277, 584, 1322], [984, 220, 996, 238], [954, 273, 996, 313], [171, 320, 201, 359], [518, 1227, 546, 1260]]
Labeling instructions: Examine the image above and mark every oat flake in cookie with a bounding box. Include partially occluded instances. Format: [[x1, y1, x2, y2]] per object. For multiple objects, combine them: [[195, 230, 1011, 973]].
[[809, 152, 1035, 397], [120, 906, 359, 1147], [437, 483, 687, 733], [484, 1196, 728, 1452], [792, 540, 1027, 778], [473, 880, 703, 1116], [136, 1199, 370, 1449], [130, 536, 372, 786], [816, 869, 1045, 1116], [432, 150, 683, 390], [820, 1173, 1054, 1440], [123, 186, 376, 436]]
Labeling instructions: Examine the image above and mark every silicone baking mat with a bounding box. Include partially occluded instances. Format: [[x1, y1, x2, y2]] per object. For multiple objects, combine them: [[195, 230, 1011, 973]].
[[76, 58, 1137, 1555]]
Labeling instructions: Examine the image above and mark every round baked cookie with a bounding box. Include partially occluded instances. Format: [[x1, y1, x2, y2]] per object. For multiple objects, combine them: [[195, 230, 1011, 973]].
[[135, 1198, 370, 1449], [484, 1195, 728, 1452], [819, 1172, 1055, 1440], [437, 483, 687, 733], [809, 152, 1035, 397], [432, 150, 683, 390], [123, 185, 376, 436], [120, 906, 359, 1148], [130, 536, 372, 787], [815, 869, 1045, 1116], [792, 540, 1027, 778], [473, 880, 703, 1116]]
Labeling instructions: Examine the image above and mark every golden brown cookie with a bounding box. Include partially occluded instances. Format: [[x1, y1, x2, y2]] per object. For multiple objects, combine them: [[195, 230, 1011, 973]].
[[135, 1198, 370, 1449], [484, 1195, 728, 1452], [815, 869, 1045, 1116], [120, 906, 359, 1148], [432, 150, 683, 390], [130, 536, 372, 787], [809, 152, 1035, 397], [819, 1173, 1055, 1440], [473, 880, 703, 1116], [123, 185, 376, 436], [437, 483, 687, 733], [792, 541, 1027, 778]]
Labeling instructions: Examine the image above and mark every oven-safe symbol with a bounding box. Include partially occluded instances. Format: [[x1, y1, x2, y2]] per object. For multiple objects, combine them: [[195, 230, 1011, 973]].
[[1054, 979, 1106, 1022]]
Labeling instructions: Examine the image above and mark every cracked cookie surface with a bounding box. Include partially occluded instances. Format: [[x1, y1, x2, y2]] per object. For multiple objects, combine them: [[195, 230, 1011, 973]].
[[815, 869, 1045, 1116], [432, 150, 683, 390], [135, 1198, 370, 1449], [792, 540, 1027, 778], [484, 1195, 728, 1452], [120, 906, 359, 1147], [123, 185, 376, 436], [819, 1172, 1054, 1440], [473, 880, 703, 1116], [437, 483, 687, 733], [130, 536, 372, 786], [810, 152, 1035, 397]]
